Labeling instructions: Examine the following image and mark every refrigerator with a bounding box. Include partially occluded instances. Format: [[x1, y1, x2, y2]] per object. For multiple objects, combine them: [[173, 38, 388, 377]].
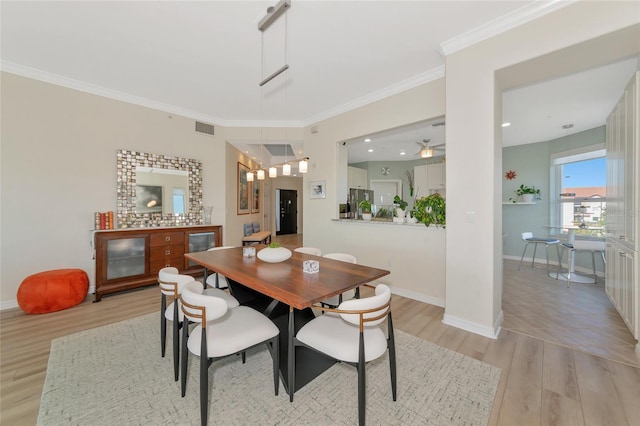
[[348, 188, 374, 219]]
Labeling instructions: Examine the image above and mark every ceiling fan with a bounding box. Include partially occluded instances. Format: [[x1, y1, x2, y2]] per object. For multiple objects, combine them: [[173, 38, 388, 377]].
[[414, 139, 445, 158]]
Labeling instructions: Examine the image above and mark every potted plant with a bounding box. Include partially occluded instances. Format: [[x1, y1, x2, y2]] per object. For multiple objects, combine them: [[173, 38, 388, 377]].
[[510, 184, 540, 203], [359, 199, 372, 221], [413, 192, 446, 227], [393, 195, 408, 219]]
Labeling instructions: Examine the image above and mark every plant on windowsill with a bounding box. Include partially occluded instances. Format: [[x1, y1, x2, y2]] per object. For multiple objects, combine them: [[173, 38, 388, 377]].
[[413, 192, 446, 227], [509, 184, 540, 203], [359, 200, 372, 221]]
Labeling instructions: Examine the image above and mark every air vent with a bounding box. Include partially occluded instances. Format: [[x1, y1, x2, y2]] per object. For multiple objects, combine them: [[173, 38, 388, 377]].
[[195, 121, 215, 136], [432, 122, 446, 127]]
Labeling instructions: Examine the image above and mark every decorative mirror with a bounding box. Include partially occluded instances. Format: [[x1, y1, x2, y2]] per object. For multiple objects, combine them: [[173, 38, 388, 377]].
[[116, 149, 203, 228]]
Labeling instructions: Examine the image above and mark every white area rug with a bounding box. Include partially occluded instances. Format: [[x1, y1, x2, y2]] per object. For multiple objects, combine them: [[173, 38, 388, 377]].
[[38, 313, 501, 425]]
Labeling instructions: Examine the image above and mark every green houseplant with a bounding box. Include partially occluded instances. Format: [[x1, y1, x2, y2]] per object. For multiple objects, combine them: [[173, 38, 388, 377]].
[[413, 193, 446, 227], [393, 195, 408, 210], [359, 199, 372, 221], [510, 184, 540, 203]]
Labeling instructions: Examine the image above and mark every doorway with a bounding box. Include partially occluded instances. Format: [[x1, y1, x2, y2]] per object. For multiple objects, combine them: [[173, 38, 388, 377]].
[[276, 189, 297, 235]]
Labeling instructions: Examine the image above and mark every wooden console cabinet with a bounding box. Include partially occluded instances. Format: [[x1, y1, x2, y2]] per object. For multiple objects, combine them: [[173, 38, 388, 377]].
[[94, 225, 222, 301]]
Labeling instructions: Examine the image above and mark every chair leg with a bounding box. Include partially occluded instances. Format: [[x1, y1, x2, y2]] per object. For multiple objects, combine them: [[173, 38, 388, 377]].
[[531, 243, 538, 268], [518, 243, 529, 271], [160, 294, 167, 357], [173, 301, 180, 381], [555, 244, 561, 277], [180, 319, 190, 397], [388, 313, 397, 401], [357, 331, 366, 426], [556, 245, 565, 280], [200, 332, 209, 426], [272, 336, 280, 396]]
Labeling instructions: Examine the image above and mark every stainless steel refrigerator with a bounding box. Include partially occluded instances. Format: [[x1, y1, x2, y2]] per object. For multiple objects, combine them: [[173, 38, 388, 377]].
[[348, 188, 374, 218]]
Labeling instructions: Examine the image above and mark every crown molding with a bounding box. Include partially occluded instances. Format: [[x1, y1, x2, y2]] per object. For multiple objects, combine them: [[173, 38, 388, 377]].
[[0, 61, 236, 126], [302, 65, 446, 127], [440, 0, 576, 56]]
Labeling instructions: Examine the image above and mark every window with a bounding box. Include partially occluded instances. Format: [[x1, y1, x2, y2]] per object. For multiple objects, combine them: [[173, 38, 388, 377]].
[[550, 146, 606, 239], [172, 188, 186, 215]]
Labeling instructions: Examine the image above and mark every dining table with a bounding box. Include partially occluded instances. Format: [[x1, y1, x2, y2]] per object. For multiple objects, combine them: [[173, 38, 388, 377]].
[[185, 245, 390, 396], [544, 225, 605, 283]]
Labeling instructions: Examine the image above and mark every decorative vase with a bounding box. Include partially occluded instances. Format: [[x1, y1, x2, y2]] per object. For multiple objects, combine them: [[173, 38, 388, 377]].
[[257, 247, 292, 263], [362, 213, 372, 221], [396, 208, 406, 218], [521, 194, 534, 203], [203, 205, 213, 224]]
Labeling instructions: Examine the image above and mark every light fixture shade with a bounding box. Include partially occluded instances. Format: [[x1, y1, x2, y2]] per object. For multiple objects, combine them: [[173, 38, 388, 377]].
[[420, 148, 434, 158], [257, 169, 265, 180], [283, 163, 291, 176], [298, 158, 308, 173], [269, 166, 277, 178], [247, 171, 255, 182]]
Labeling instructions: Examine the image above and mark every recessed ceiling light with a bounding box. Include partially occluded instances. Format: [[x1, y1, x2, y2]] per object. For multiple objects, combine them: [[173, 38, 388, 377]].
[[400, 151, 406, 156], [364, 138, 371, 142], [501, 122, 511, 127], [368, 149, 374, 153]]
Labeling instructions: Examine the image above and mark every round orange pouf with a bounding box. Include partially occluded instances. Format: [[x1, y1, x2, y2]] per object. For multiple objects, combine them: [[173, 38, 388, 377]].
[[17, 269, 89, 314]]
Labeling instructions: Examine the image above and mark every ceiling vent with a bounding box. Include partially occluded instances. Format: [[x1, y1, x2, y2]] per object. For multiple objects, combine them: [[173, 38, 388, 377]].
[[195, 121, 215, 136]]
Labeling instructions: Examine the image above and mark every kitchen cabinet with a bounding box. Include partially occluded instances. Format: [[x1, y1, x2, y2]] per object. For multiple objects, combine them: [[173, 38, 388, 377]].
[[606, 70, 639, 340], [348, 166, 368, 189]]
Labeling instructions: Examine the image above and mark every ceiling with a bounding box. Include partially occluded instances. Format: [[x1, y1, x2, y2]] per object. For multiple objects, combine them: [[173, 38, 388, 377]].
[[2, 1, 637, 167]]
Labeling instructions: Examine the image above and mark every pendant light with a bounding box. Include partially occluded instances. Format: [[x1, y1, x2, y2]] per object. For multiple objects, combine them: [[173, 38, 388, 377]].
[[247, 171, 255, 182], [283, 163, 291, 176], [269, 166, 277, 178], [298, 157, 308, 173]]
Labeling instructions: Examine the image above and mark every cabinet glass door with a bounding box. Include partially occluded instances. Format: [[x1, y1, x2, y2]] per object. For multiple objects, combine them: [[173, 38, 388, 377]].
[[107, 237, 146, 280], [188, 232, 216, 267]]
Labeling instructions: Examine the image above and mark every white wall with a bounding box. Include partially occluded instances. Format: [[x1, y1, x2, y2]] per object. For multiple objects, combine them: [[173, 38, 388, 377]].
[[0, 73, 229, 307], [444, 2, 639, 336], [301, 78, 448, 303]]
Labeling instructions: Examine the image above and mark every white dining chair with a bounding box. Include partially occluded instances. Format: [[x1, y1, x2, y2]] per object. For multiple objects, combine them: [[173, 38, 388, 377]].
[[556, 239, 606, 287], [158, 267, 239, 381], [290, 283, 396, 426], [517, 232, 561, 273], [180, 281, 279, 426], [293, 247, 322, 256], [321, 253, 358, 306], [204, 246, 236, 289]]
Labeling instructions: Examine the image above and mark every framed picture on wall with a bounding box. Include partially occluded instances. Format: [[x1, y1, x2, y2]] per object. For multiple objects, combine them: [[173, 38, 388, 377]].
[[310, 181, 326, 199], [251, 180, 260, 213], [237, 162, 250, 215]]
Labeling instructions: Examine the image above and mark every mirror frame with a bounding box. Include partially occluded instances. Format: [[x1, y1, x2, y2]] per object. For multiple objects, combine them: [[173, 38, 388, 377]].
[[116, 149, 203, 228]]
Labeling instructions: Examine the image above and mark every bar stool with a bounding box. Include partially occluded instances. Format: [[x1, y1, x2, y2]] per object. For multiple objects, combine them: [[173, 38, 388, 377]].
[[556, 239, 606, 287], [518, 232, 561, 272]]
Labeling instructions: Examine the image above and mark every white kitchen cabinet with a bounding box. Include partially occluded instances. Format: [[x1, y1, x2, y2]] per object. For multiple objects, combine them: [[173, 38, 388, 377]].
[[347, 166, 368, 189], [413, 165, 428, 198], [606, 71, 639, 341], [427, 163, 445, 190]]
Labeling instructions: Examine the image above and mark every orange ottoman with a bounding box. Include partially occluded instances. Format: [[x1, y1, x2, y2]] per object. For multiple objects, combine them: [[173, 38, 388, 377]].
[[17, 269, 89, 314]]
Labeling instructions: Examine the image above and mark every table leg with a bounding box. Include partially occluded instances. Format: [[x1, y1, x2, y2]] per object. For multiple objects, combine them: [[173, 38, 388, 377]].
[[288, 306, 294, 402]]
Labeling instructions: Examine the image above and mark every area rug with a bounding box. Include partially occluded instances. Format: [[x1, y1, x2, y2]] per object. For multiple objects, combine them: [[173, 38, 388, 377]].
[[37, 313, 501, 425]]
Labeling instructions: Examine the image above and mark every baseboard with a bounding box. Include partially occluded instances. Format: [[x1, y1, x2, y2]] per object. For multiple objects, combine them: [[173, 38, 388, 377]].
[[442, 310, 503, 339], [0, 299, 19, 311], [387, 285, 445, 308]]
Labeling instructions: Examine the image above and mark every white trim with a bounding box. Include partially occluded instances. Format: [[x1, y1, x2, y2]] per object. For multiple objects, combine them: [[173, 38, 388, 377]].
[[442, 310, 503, 340], [439, 0, 575, 56], [0, 60, 441, 130], [386, 285, 444, 308], [0, 299, 19, 311]]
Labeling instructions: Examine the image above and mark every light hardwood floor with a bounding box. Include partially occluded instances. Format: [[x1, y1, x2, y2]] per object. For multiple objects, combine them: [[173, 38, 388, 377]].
[[1, 234, 639, 425]]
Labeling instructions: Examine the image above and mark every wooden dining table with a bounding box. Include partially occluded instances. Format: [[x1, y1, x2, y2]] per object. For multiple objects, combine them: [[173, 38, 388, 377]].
[[185, 245, 390, 396]]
